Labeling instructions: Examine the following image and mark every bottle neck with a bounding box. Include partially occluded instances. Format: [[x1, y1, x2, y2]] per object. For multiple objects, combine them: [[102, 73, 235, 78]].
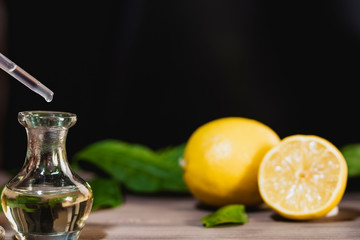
[[25, 127, 70, 172]]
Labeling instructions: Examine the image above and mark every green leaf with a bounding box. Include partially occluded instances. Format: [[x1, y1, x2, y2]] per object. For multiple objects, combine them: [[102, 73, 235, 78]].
[[201, 204, 248, 228], [72, 139, 188, 193], [48, 194, 77, 208], [6, 195, 42, 213], [340, 143, 360, 177], [89, 177, 123, 211]]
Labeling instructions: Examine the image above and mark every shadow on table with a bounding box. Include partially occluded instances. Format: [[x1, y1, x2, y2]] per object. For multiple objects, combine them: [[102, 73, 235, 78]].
[[195, 201, 270, 213], [271, 207, 360, 223], [79, 223, 110, 240]]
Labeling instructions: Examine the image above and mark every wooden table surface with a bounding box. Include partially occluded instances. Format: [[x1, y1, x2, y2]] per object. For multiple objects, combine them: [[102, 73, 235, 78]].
[[1, 191, 359, 240]]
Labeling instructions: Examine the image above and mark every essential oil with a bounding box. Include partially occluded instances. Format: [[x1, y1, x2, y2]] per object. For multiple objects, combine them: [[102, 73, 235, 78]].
[[1, 186, 93, 240]]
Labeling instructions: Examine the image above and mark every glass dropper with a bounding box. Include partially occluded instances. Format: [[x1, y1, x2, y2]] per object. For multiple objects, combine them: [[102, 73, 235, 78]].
[[0, 52, 54, 102]]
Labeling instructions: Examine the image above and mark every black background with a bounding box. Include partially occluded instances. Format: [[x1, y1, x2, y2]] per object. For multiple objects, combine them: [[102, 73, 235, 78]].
[[2, 0, 360, 178]]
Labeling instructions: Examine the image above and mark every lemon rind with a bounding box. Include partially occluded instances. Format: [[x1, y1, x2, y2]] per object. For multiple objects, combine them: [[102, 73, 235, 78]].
[[258, 135, 348, 220]]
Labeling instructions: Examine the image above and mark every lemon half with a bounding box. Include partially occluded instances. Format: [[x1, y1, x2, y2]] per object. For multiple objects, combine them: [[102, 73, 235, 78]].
[[258, 135, 348, 220]]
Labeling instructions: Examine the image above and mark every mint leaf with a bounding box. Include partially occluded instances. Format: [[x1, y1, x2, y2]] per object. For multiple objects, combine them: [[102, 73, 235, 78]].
[[72, 139, 188, 193], [6, 195, 42, 213], [48, 194, 77, 208], [89, 177, 123, 211], [340, 143, 360, 177], [201, 205, 248, 228]]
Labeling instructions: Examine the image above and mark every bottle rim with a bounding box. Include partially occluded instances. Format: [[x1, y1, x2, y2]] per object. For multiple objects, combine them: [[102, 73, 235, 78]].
[[18, 111, 77, 128], [18, 111, 76, 119]]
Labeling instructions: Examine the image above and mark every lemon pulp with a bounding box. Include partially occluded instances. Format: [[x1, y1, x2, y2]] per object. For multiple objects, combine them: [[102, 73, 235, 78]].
[[258, 135, 348, 220]]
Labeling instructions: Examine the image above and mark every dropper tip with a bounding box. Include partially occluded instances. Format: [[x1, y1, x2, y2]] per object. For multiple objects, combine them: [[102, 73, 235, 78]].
[[45, 92, 54, 102]]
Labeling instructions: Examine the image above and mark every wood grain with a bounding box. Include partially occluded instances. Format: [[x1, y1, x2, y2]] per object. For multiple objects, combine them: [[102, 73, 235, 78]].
[[1, 192, 359, 240]]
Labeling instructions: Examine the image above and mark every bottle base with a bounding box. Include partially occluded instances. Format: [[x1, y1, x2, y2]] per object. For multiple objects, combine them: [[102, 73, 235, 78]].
[[14, 231, 81, 240]]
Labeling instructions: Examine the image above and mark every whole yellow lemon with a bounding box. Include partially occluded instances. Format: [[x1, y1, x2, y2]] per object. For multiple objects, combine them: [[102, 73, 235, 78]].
[[182, 117, 280, 206]]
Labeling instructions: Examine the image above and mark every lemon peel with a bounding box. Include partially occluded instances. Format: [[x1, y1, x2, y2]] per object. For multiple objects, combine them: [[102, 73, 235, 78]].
[[183, 117, 280, 206], [258, 135, 347, 220]]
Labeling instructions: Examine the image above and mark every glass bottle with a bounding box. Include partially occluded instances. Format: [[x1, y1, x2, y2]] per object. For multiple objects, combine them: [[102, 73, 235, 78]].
[[1, 111, 93, 240]]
